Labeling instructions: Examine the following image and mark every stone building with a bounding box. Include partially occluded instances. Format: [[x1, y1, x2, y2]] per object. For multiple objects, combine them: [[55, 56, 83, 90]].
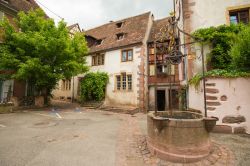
[[176, 0, 250, 133], [0, 0, 41, 103]]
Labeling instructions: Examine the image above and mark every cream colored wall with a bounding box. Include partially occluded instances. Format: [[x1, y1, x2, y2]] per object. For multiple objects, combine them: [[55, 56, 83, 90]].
[[189, 0, 250, 32], [73, 45, 143, 108], [189, 78, 250, 134], [0, 80, 14, 103], [52, 80, 72, 100]]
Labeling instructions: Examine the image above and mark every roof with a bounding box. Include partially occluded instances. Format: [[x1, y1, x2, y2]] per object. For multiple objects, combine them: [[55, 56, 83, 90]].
[[67, 23, 80, 31], [0, 0, 40, 13], [148, 17, 175, 42], [85, 12, 151, 53]]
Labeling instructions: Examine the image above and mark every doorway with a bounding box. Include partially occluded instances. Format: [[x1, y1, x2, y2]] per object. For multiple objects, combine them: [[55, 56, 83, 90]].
[[157, 90, 166, 111], [169, 89, 179, 109]]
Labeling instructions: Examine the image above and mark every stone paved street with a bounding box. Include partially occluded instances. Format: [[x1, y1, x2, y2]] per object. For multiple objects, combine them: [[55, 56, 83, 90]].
[[0, 103, 250, 166]]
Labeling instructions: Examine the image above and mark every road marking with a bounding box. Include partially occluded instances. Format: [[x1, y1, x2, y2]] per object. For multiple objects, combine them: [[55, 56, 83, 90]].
[[0, 124, 6, 128], [56, 113, 62, 119]]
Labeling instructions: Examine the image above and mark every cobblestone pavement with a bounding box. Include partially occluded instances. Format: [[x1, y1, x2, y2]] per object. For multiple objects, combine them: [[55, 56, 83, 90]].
[[115, 113, 237, 166]]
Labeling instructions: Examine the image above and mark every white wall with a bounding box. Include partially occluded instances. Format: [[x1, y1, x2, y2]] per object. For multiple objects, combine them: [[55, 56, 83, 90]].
[[189, 78, 250, 134], [189, 0, 250, 32], [73, 45, 143, 108]]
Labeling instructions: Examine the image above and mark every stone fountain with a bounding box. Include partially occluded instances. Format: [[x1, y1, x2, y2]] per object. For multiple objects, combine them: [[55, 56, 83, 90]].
[[147, 1, 218, 163]]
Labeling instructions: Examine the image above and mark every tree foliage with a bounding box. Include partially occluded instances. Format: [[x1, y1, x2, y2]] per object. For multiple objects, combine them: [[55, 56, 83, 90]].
[[80, 72, 109, 101], [0, 9, 88, 98]]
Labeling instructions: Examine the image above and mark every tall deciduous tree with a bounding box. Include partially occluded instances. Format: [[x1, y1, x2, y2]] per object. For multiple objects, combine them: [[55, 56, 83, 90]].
[[0, 9, 88, 102]]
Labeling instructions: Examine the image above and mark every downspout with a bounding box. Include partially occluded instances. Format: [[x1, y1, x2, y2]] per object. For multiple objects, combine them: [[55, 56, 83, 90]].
[[181, 0, 189, 110]]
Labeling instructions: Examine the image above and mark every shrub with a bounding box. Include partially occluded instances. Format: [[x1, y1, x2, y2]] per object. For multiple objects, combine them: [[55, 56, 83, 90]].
[[80, 72, 109, 101]]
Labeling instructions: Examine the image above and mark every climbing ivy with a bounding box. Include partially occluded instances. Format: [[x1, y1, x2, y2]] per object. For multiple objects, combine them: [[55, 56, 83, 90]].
[[192, 23, 246, 69], [80, 72, 109, 102], [189, 69, 250, 88]]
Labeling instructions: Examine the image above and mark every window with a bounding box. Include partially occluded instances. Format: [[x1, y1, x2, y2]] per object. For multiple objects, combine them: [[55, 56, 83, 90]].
[[116, 22, 123, 28], [117, 33, 125, 40], [122, 73, 126, 90], [92, 53, 105, 66], [121, 49, 133, 62], [116, 73, 132, 91], [96, 39, 103, 46], [229, 9, 249, 24], [116, 75, 121, 90], [0, 11, 4, 21], [127, 75, 132, 90], [61, 79, 71, 91]]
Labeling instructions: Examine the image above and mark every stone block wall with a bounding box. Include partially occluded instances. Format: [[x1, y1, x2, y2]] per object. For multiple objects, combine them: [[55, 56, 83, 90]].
[[189, 77, 250, 134]]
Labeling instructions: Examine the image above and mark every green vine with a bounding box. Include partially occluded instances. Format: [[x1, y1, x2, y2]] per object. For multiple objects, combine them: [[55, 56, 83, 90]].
[[189, 69, 250, 88], [80, 72, 109, 102], [192, 23, 248, 70]]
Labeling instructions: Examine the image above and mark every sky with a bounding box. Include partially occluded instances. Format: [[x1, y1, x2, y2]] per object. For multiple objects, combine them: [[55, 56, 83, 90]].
[[35, 0, 173, 30]]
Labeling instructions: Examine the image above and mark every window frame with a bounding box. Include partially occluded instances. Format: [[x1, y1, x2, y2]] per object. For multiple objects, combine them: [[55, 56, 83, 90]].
[[227, 5, 250, 25], [115, 73, 133, 91], [92, 53, 105, 66], [121, 49, 133, 62], [61, 79, 71, 91]]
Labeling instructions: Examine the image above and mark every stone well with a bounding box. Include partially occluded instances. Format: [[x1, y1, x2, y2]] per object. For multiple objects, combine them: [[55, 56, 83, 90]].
[[147, 111, 217, 163]]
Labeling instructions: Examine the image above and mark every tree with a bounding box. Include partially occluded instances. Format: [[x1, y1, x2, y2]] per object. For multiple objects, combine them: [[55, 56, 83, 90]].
[[0, 9, 89, 102]]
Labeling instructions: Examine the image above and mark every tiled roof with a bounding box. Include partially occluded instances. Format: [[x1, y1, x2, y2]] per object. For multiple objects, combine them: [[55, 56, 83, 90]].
[[85, 12, 151, 53], [148, 17, 174, 42], [67, 23, 80, 31], [0, 0, 40, 12]]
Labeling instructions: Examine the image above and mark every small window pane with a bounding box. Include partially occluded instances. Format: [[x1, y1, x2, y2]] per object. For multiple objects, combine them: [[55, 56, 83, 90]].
[[97, 55, 101, 65], [116, 76, 121, 90], [149, 65, 155, 76], [230, 15, 238, 24], [127, 75, 132, 90], [122, 51, 127, 62], [128, 50, 133, 61], [122, 74, 126, 90], [101, 54, 105, 65]]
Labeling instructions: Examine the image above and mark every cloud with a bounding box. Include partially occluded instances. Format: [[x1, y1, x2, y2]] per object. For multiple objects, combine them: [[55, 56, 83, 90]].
[[36, 0, 173, 30]]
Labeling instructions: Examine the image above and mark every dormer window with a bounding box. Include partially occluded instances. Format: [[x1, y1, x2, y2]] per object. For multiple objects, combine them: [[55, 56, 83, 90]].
[[116, 33, 125, 40], [96, 39, 103, 46], [116, 22, 123, 28]]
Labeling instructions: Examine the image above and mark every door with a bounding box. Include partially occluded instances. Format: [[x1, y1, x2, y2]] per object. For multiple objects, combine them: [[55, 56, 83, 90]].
[[169, 89, 179, 109], [157, 90, 166, 111]]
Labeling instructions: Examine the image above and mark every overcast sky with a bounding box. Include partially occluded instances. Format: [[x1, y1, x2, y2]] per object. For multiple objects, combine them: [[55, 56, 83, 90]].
[[35, 0, 173, 30]]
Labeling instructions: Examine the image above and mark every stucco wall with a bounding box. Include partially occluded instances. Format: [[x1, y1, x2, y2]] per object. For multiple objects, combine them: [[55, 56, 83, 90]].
[[71, 45, 143, 108], [189, 78, 250, 134], [188, 0, 250, 32], [52, 80, 72, 100], [0, 80, 13, 103]]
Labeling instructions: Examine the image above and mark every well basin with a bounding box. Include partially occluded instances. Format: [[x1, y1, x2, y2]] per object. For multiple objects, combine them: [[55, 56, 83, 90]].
[[147, 111, 216, 163]]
